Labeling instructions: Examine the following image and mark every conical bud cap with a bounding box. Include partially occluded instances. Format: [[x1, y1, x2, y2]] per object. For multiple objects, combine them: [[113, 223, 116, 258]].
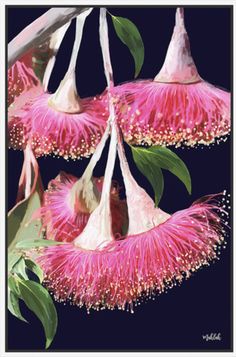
[[154, 8, 201, 84], [48, 71, 83, 113]]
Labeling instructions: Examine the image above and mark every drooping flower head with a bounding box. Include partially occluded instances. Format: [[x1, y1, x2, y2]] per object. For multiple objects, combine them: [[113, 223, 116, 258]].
[[114, 7, 230, 147], [8, 88, 108, 159], [36, 121, 227, 313], [8, 9, 109, 159]]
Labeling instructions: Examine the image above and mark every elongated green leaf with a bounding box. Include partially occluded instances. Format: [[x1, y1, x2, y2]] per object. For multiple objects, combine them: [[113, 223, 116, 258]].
[[18, 280, 57, 349], [8, 288, 27, 323], [16, 239, 65, 249], [8, 275, 20, 296], [12, 257, 28, 280], [8, 251, 22, 273], [148, 146, 192, 194], [8, 199, 30, 248], [131, 145, 191, 205], [25, 259, 44, 283], [131, 147, 164, 205], [111, 15, 144, 78], [8, 274, 27, 321], [8, 189, 43, 251]]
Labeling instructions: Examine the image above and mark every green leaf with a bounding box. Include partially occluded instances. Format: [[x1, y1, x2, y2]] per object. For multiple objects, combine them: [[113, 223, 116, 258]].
[[8, 275, 27, 321], [12, 257, 28, 280], [8, 288, 27, 323], [8, 199, 30, 248], [8, 251, 22, 273], [131, 145, 191, 205], [111, 15, 144, 78], [148, 146, 192, 194], [8, 275, 20, 296], [8, 189, 43, 251], [18, 280, 58, 349], [25, 259, 44, 283], [16, 239, 65, 250], [131, 146, 164, 205]]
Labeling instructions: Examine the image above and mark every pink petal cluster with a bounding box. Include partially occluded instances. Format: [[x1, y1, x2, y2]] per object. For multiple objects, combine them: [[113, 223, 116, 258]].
[[114, 80, 230, 147], [35, 120, 228, 312], [8, 50, 40, 107], [37, 196, 225, 312], [111, 7, 230, 148], [8, 93, 108, 159], [8, 51, 44, 154]]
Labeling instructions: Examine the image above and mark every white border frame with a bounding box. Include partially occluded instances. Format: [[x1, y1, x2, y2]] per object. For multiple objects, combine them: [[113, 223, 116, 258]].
[[0, 1, 235, 356]]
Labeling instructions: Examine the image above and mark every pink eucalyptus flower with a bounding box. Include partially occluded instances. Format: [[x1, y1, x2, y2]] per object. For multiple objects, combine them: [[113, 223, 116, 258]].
[[8, 10, 108, 159], [113, 8, 230, 147], [37, 195, 225, 312], [36, 124, 227, 312], [8, 72, 108, 159]]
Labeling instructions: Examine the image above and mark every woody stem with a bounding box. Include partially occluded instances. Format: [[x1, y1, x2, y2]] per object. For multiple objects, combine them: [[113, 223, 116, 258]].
[[8, 7, 90, 68]]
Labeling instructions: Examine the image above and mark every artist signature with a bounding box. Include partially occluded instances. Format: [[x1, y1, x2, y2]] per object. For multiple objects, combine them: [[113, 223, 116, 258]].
[[202, 333, 222, 342]]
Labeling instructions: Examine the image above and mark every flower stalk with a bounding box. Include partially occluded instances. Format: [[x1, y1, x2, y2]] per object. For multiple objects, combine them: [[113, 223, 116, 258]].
[[73, 8, 117, 250], [48, 9, 93, 113], [69, 7, 116, 215], [116, 123, 170, 235], [42, 22, 71, 92]]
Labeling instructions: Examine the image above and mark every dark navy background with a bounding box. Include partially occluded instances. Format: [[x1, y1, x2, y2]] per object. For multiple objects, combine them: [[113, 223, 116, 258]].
[[7, 6, 232, 352]]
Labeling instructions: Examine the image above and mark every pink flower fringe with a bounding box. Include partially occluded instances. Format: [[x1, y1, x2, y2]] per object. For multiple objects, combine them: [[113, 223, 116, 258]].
[[113, 80, 230, 147], [37, 197, 226, 312], [8, 93, 108, 159], [39, 172, 127, 242]]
